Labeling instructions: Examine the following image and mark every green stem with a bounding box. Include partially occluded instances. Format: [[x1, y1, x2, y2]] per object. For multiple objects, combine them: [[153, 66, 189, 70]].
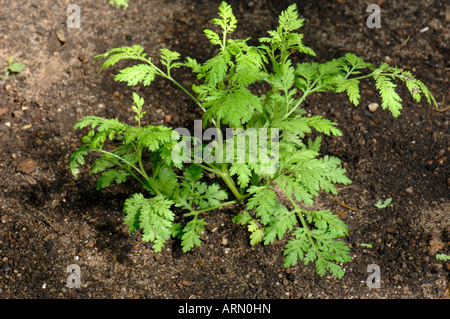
[[281, 185, 317, 249], [183, 199, 239, 217], [218, 165, 243, 202], [97, 149, 143, 178]]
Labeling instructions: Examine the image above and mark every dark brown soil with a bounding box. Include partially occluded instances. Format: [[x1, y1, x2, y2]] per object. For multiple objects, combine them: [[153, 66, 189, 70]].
[[0, 0, 449, 299]]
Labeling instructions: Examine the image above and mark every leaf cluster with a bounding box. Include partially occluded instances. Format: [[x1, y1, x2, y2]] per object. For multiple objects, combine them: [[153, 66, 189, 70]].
[[70, 2, 437, 278]]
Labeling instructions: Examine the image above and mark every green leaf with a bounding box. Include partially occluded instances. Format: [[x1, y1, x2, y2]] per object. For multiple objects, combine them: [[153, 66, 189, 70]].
[[278, 4, 303, 32], [303, 115, 342, 136], [156, 165, 179, 198], [204, 29, 222, 46], [374, 197, 393, 209], [184, 164, 204, 183], [246, 186, 278, 225], [8, 62, 26, 73], [213, 1, 237, 33], [183, 57, 203, 75], [95, 45, 148, 73], [436, 254, 450, 262], [160, 48, 182, 73], [181, 218, 207, 252], [123, 193, 175, 252], [344, 53, 370, 70], [275, 174, 314, 206], [306, 210, 349, 238], [229, 163, 252, 189], [109, 0, 129, 8], [232, 210, 253, 225], [90, 153, 119, 175], [373, 72, 403, 117], [200, 183, 228, 209], [96, 169, 129, 190], [69, 146, 88, 176], [248, 221, 265, 246], [283, 227, 309, 267], [115, 63, 157, 86], [232, 211, 264, 246], [263, 204, 297, 245], [283, 213, 351, 278], [203, 86, 262, 127], [137, 125, 175, 152], [202, 51, 231, 86], [333, 77, 361, 106]]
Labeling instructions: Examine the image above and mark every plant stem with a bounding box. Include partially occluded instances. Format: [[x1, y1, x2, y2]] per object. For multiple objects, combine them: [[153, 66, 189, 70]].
[[218, 164, 243, 202], [183, 199, 239, 217], [280, 184, 318, 250]]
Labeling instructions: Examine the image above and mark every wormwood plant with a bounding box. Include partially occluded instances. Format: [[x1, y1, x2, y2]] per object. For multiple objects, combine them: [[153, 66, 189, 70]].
[[70, 2, 436, 278]]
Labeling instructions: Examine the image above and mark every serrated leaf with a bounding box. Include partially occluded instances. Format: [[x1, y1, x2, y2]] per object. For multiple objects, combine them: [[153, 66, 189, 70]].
[[115, 63, 157, 86], [181, 218, 207, 252], [183, 57, 203, 75], [96, 169, 129, 190], [303, 115, 342, 136], [200, 183, 228, 209], [278, 4, 303, 32], [333, 77, 361, 106], [229, 163, 252, 189], [69, 146, 88, 176], [263, 204, 297, 245], [344, 53, 369, 69], [202, 51, 231, 86], [160, 48, 182, 74], [373, 73, 402, 117], [156, 165, 179, 198], [95, 45, 148, 74], [374, 197, 393, 209], [232, 210, 253, 225], [213, 1, 237, 33], [246, 186, 278, 225], [249, 222, 264, 246], [204, 29, 222, 46], [123, 193, 174, 252]]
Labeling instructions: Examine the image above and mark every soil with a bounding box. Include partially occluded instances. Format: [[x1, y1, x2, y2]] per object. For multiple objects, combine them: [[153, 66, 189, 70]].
[[0, 0, 449, 300]]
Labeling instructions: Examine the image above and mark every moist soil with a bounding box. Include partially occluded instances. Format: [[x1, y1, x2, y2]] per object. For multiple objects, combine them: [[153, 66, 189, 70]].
[[0, 0, 449, 299]]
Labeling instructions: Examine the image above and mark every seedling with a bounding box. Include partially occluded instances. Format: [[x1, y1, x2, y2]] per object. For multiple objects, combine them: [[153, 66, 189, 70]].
[[374, 197, 393, 209], [108, 0, 129, 8], [2, 56, 25, 79], [70, 2, 437, 278]]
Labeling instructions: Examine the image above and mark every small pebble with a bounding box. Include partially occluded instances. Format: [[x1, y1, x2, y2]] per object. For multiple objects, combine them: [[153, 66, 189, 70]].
[[55, 25, 67, 44], [368, 103, 379, 112], [221, 237, 228, 246], [16, 158, 38, 174], [180, 279, 194, 286], [405, 187, 414, 194]]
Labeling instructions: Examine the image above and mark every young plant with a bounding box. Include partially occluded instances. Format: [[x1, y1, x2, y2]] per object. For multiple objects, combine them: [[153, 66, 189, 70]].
[[108, 0, 129, 8], [2, 55, 25, 79], [70, 2, 437, 278], [374, 197, 393, 209]]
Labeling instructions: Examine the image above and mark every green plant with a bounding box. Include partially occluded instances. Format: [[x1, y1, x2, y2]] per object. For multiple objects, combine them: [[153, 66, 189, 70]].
[[70, 2, 437, 278], [374, 197, 393, 209], [436, 253, 450, 262], [2, 56, 25, 79], [108, 0, 129, 8]]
